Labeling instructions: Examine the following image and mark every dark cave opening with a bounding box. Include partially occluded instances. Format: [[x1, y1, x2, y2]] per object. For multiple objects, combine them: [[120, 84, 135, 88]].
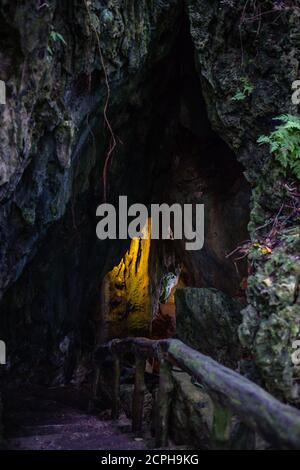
[[0, 8, 253, 451], [101, 15, 251, 344], [0, 11, 250, 396]]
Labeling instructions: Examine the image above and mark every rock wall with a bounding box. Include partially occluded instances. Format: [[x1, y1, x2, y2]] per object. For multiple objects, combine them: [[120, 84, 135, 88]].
[[175, 288, 243, 368], [0, 0, 299, 403], [0, 0, 183, 384], [187, 1, 300, 403]]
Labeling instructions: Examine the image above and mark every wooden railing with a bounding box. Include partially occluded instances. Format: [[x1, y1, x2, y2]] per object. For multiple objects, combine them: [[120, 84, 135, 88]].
[[94, 337, 300, 450]]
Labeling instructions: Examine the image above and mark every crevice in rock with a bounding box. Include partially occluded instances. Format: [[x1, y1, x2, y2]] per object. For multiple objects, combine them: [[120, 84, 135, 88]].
[[101, 14, 251, 346]]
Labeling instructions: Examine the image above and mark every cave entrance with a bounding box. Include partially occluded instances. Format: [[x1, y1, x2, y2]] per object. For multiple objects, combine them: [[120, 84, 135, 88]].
[[99, 13, 251, 344], [149, 122, 251, 341]]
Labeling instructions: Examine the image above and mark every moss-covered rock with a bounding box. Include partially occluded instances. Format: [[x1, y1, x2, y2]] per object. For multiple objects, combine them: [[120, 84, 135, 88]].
[[169, 370, 214, 448], [240, 223, 300, 403], [186, 0, 300, 404], [175, 288, 243, 367]]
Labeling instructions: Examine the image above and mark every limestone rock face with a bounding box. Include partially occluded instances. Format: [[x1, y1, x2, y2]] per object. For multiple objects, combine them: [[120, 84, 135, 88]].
[[0, 0, 182, 301], [239, 227, 300, 403], [169, 370, 263, 450], [101, 235, 152, 339], [0, 0, 299, 403], [0, 0, 182, 384], [186, 1, 300, 403], [187, 0, 300, 179], [175, 288, 242, 367], [169, 370, 214, 449]]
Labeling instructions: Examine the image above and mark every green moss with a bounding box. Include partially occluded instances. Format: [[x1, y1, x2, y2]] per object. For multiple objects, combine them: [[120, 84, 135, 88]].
[[240, 144, 300, 404], [19, 204, 36, 226], [211, 403, 231, 449]]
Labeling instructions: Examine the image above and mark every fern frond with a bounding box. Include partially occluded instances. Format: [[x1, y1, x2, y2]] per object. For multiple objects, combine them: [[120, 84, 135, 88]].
[[258, 114, 300, 181]]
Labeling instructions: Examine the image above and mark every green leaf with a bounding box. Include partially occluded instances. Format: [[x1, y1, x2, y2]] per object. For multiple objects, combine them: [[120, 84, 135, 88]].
[[257, 114, 300, 181]]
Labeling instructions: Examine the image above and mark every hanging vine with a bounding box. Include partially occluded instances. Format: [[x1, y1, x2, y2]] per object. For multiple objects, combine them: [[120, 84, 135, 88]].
[[84, 0, 117, 202]]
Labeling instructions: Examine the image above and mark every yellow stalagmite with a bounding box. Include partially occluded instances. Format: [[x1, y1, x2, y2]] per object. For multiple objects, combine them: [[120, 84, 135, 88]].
[[102, 220, 152, 339]]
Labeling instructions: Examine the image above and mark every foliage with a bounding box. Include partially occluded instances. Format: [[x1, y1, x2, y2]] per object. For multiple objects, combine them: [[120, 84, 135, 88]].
[[231, 78, 254, 102], [221, 1, 299, 12], [258, 114, 300, 180], [48, 30, 67, 56]]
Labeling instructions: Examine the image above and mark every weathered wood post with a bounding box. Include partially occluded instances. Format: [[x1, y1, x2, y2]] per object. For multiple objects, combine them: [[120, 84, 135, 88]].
[[111, 355, 121, 420], [155, 360, 174, 447], [132, 357, 146, 434]]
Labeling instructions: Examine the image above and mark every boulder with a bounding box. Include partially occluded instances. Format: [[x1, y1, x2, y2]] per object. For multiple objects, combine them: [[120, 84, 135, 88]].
[[175, 287, 242, 367]]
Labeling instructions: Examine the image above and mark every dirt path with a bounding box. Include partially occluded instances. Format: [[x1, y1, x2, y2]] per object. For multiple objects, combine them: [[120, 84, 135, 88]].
[[4, 386, 149, 450]]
